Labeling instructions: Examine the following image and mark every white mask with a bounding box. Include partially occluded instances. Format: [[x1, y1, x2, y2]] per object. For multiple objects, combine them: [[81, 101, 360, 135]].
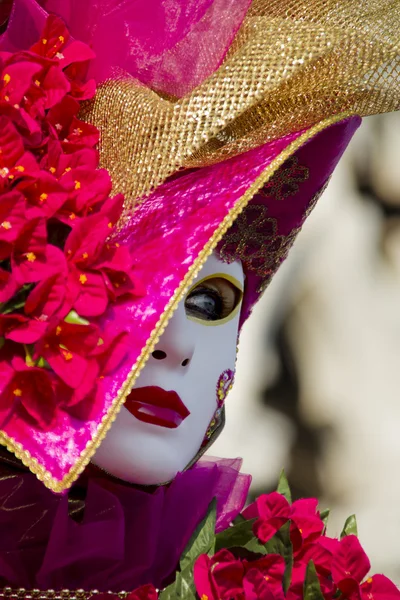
[[92, 253, 244, 484]]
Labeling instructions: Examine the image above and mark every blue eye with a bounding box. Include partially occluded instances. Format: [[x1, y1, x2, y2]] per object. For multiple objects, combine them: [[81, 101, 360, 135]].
[[184, 277, 242, 322], [185, 287, 223, 321]]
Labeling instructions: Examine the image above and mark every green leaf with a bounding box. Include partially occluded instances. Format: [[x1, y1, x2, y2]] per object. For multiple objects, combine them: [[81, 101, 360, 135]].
[[320, 508, 330, 530], [276, 469, 292, 503], [64, 310, 90, 326], [340, 514, 358, 539], [303, 560, 324, 600], [160, 564, 197, 600], [264, 522, 293, 593], [180, 498, 217, 571], [175, 566, 198, 599], [243, 537, 268, 555], [215, 518, 256, 551], [159, 582, 176, 600], [233, 513, 246, 525]]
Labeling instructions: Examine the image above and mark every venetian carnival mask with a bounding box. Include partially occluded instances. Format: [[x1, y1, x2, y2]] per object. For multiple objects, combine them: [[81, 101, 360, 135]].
[[2, 0, 389, 494], [92, 253, 243, 484]]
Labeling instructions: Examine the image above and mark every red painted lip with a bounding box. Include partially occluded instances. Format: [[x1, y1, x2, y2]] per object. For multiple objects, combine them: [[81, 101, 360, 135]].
[[124, 386, 190, 429]]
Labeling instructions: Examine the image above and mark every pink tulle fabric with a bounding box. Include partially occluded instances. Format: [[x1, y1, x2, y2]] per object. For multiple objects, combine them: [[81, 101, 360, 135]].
[[2, 0, 251, 95], [0, 457, 250, 591]]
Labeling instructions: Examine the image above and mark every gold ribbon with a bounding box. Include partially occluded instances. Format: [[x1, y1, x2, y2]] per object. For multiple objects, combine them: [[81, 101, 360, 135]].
[[80, 0, 400, 223]]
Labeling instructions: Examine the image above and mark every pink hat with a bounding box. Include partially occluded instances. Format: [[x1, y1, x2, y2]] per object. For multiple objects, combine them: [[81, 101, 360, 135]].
[[0, 0, 397, 492]]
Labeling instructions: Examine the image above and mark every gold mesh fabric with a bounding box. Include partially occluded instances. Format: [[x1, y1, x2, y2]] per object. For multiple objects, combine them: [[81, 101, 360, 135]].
[[80, 0, 400, 222]]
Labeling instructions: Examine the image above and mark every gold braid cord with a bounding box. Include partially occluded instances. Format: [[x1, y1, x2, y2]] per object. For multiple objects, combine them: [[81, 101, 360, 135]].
[[80, 0, 400, 223]]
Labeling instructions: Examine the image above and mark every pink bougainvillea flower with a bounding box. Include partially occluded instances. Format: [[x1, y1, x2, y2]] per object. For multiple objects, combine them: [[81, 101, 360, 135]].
[[12, 218, 66, 285], [194, 550, 245, 600], [29, 14, 70, 60], [11, 217, 48, 283], [0, 117, 40, 193], [0, 60, 42, 106], [359, 574, 400, 599], [294, 536, 338, 579], [0, 115, 25, 169], [64, 214, 136, 316], [243, 570, 277, 600], [62, 116, 100, 150], [100, 246, 145, 303], [0, 352, 57, 430], [67, 267, 108, 317], [35, 64, 71, 112], [56, 357, 101, 420], [35, 320, 101, 389], [24, 270, 69, 322], [91, 328, 130, 376], [60, 167, 111, 216], [290, 498, 324, 552], [46, 95, 80, 140], [0, 190, 26, 246], [98, 193, 124, 226], [19, 171, 68, 219], [0, 268, 17, 303], [243, 554, 285, 600], [331, 535, 371, 597], [64, 59, 96, 101], [1, 312, 48, 344], [243, 492, 291, 543]]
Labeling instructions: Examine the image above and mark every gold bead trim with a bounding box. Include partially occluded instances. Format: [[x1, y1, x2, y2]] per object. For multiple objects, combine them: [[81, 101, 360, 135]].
[[0, 589, 129, 600]]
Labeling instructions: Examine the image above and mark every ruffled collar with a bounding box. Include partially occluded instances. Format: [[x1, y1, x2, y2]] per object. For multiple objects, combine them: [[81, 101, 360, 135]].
[[0, 451, 250, 591]]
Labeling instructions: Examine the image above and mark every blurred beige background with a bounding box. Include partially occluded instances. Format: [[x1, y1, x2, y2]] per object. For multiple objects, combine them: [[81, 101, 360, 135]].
[[210, 112, 400, 581]]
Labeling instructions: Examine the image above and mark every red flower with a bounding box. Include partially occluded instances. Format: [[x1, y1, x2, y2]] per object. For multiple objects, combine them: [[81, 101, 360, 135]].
[[1, 313, 48, 344], [0, 352, 57, 430], [0, 190, 26, 254], [126, 585, 159, 600], [194, 549, 245, 600], [35, 320, 101, 389], [64, 214, 140, 316], [290, 498, 324, 552], [331, 535, 371, 598], [18, 171, 68, 219], [359, 574, 400, 599], [0, 60, 42, 106], [243, 555, 285, 600], [12, 218, 65, 284], [24, 271, 69, 322], [0, 269, 17, 303], [29, 15, 71, 60], [91, 328, 130, 376], [56, 167, 111, 226], [243, 492, 291, 543], [243, 570, 281, 600], [57, 357, 100, 420], [0, 117, 39, 192]]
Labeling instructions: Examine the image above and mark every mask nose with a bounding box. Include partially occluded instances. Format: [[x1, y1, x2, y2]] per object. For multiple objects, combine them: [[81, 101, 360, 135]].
[[150, 303, 194, 369]]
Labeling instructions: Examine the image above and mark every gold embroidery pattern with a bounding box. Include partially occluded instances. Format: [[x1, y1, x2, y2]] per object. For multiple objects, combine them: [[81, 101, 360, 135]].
[[259, 157, 309, 201], [218, 205, 290, 278], [256, 181, 331, 295], [256, 226, 301, 295]]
